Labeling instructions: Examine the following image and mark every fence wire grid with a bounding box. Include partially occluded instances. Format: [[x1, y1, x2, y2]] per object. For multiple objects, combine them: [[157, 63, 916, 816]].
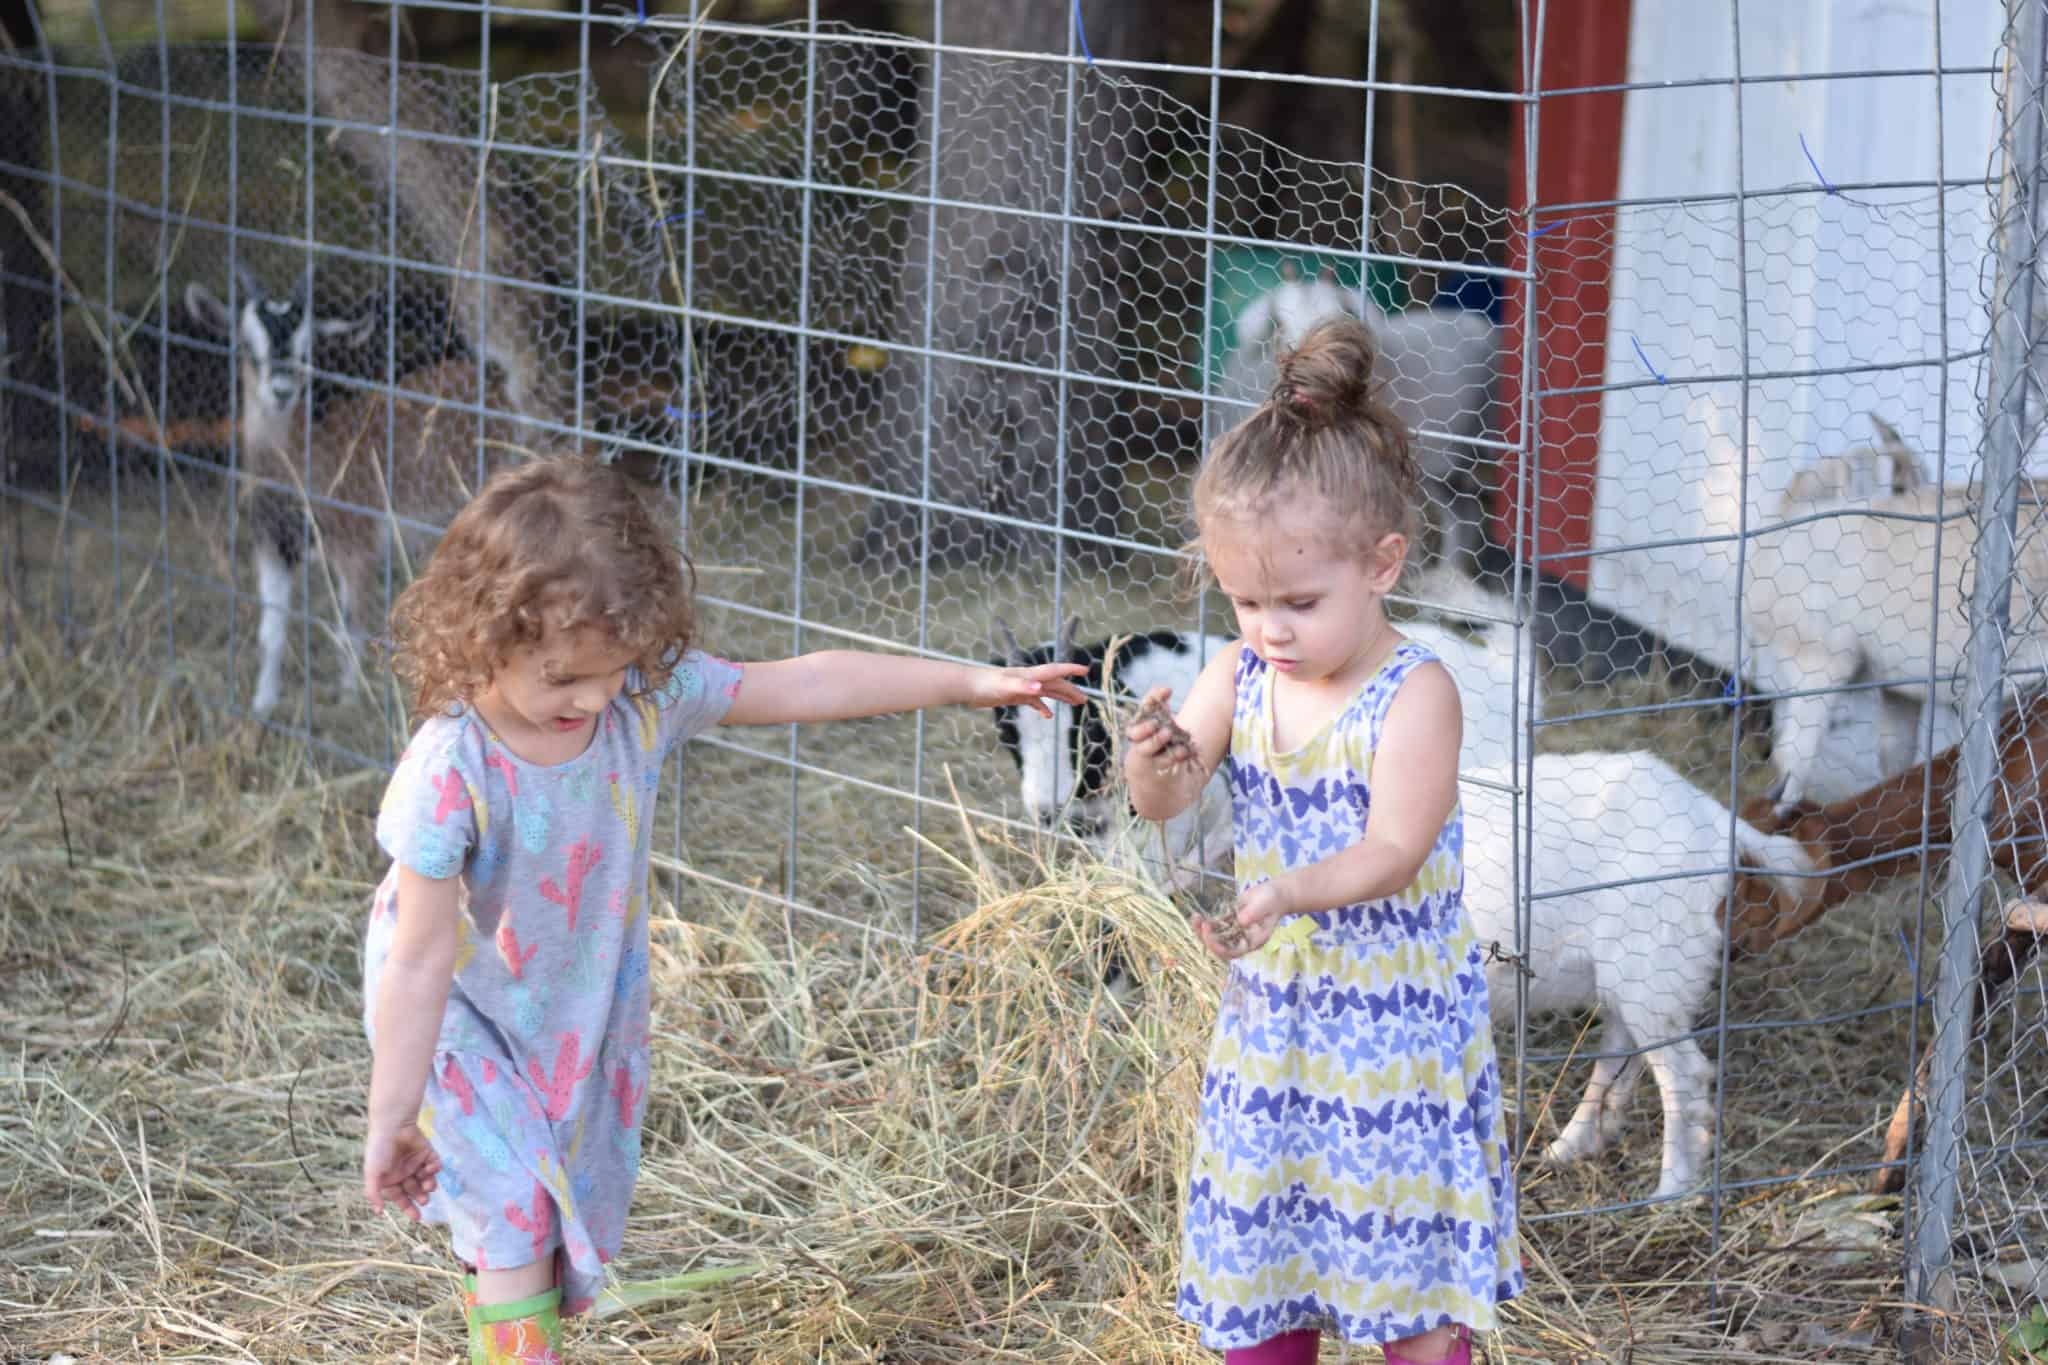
[[3, 1, 2047, 1359]]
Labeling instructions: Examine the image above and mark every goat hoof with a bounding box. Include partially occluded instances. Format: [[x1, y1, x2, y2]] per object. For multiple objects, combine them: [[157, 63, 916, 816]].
[[1540, 1132, 1607, 1166]]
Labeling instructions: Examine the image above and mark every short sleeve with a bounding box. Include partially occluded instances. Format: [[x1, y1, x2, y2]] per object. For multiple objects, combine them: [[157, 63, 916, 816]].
[[375, 720, 482, 880], [635, 648, 743, 756]]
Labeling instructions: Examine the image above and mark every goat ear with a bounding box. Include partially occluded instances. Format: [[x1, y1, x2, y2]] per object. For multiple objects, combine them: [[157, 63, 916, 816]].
[[184, 282, 231, 336], [1869, 415, 1922, 493], [316, 310, 377, 349]]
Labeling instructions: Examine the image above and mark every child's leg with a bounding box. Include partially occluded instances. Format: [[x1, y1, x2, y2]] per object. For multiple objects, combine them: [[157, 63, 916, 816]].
[[462, 1257, 563, 1365], [1383, 1324, 1472, 1364], [1224, 1328, 1319, 1365]]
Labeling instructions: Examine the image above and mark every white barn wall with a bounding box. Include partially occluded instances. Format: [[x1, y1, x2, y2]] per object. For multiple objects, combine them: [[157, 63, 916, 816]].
[[1583, 0, 2004, 679]]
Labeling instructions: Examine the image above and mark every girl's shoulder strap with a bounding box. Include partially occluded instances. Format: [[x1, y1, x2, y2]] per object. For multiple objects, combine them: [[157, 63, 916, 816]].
[[1357, 638, 1440, 749], [1234, 642, 1266, 687]]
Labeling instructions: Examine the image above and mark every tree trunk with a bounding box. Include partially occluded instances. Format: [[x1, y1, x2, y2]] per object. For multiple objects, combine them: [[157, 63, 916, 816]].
[[853, 0, 1167, 571], [248, 0, 575, 433], [1, 0, 55, 486]]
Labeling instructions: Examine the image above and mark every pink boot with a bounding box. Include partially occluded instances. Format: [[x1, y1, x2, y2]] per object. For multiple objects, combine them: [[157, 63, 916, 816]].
[[1383, 1325, 1473, 1365], [1224, 1328, 1320, 1365]]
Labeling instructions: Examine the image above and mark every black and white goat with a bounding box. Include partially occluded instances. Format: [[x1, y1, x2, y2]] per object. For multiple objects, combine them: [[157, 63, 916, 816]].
[[992, 589, 1540, 895], [994, 620, 1236, 896]]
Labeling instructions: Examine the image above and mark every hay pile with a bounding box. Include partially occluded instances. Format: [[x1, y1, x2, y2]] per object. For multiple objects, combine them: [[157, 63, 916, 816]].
[[0, 576, 1956, 1362]]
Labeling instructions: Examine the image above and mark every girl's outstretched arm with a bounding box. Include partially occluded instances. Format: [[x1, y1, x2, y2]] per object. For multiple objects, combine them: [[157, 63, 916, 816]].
[[363, 866, 461, 1220], [1207, 661, 1461, 957], [1124, 640, 1242, 822], [719, 650, 1087, 727]]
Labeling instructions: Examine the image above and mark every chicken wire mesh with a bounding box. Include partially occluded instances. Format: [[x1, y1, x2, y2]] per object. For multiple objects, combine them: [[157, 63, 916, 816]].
[[1, 2, 2044, 1353]]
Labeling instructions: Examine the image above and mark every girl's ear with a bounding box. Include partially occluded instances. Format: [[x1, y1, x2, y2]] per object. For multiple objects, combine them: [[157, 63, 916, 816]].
[[1366, 532, 1408, 594]]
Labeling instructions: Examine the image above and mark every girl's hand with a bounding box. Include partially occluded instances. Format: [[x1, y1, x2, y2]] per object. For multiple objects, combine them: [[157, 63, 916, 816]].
[[363, 1119, 441, 1221], [1196, 879, 1293, 960], [970, 661, 1089, 717], [1124, 685, 1199, 775]]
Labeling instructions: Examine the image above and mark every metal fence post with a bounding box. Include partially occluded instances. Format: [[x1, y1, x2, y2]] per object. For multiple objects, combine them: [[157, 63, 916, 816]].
[[1904, 0, 2047, 1333]]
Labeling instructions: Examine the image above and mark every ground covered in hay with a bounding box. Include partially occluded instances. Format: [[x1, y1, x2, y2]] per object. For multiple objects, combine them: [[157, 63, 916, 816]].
[[0, 524, 1984, 1362]]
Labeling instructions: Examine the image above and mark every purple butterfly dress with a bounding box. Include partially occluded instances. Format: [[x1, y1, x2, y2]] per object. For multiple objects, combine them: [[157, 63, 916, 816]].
[[1176, 641, 1522, 1349]]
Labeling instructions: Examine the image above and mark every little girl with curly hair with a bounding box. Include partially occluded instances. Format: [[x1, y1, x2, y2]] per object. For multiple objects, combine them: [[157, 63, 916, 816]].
[[360, 456, 1085, 1361]]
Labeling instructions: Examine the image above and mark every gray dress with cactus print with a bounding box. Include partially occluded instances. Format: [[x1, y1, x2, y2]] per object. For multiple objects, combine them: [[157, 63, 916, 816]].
[[362, 650, 741, 1315]]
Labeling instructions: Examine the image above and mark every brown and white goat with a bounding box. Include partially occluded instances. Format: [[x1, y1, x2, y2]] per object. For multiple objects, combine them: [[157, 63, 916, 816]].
[[236, 358, 566, 717], [1723, 692, 2048, 1193]]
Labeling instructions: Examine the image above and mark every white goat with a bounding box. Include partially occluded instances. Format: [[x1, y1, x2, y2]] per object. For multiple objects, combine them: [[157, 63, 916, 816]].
[[1461, 750, 1816, 1200], [1226, 262, 1500, 564], [1747, 415, 1982, 809]]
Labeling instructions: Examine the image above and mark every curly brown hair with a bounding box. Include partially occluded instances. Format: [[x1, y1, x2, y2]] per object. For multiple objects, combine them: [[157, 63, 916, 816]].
[[389, 456, 698, 723], [1187, 314, 1420, 589]]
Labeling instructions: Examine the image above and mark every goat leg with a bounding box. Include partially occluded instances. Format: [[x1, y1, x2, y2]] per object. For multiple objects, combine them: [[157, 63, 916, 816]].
[[1873, 921, 2043, 1194]]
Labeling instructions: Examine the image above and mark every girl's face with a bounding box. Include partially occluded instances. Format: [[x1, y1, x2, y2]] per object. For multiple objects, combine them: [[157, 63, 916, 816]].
[[1205, 506, 1405, 689], [476, 625, 638, 759]]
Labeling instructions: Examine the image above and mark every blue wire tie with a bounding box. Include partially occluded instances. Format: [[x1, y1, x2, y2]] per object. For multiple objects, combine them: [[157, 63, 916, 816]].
[[1630, 335, 1667, 384], [1528, 220, 1563, 239], [1897, 927, 1929, 1005], [661, 210, 705, 225], [664, 406, 712, 422], [636, 0, 646, 23], [1073, 0, 1094, 64], [1800, 132, 1836, 194]]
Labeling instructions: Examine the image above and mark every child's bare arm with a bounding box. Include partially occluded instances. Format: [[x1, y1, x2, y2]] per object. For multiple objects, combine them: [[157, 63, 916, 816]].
[[720, 651, 1087, 727], [1124, 641, 1241, 822], [363, 866, 461, 1218]]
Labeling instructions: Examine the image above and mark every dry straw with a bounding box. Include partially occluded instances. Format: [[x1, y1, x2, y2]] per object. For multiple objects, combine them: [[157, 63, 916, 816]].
[[0, 497, 1971, 1361]]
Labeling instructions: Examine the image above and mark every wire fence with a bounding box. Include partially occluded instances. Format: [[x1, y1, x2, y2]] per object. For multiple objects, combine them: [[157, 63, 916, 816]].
[[3, 1, 2045, 1355]]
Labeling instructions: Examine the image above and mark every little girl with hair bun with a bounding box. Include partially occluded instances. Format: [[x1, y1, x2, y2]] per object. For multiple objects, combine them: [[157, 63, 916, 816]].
[[1126, 316, 1522, 1364]]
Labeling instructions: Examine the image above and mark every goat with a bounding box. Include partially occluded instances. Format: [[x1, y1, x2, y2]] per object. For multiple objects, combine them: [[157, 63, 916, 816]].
[[184, 264, 469, 451], [1462, 751, 1818, 1200], [1725, 692, 2048, 1194], [1747, 415, 2001, 811], [230, 353, 562, 718], [993, 620, 1236, 896], [185, 265, 523, 717], [1226, 262, 1500, 567], [992, 583, 1541, 894]]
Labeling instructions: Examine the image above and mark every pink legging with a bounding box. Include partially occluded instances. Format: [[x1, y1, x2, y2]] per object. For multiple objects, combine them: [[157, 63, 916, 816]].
[[1224, 1329, 1318, 1365], [1224, 1326, 1470, 1365]]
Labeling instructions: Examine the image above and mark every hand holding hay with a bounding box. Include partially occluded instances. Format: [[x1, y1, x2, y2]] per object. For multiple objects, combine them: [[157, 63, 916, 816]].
[[1124, 686, 1201, 780], [1191, 896, 1250, 955]]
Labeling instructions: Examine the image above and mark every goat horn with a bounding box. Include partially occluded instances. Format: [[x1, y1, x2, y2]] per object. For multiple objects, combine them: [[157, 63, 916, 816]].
[[233, 259, 262, 303], [1057, 615, 1081, 658], [994, 616, 1025, 664]]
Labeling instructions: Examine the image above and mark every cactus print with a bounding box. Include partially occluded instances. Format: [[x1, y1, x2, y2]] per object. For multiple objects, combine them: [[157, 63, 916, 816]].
[[365, 650, 741, 1316]]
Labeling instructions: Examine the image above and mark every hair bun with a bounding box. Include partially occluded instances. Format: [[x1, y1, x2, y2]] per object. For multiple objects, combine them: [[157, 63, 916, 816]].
[[1269, 314, 1382, 431]]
